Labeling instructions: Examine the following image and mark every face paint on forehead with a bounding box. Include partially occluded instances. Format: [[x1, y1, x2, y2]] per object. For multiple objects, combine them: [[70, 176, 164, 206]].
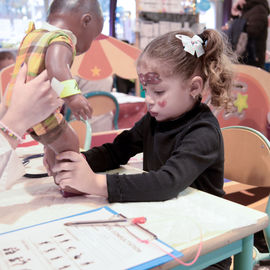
[[139, 72, 162, 86]]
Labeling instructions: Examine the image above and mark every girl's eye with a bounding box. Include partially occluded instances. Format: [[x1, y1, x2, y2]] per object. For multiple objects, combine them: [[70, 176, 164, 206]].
[[155, 91, 164, 96]]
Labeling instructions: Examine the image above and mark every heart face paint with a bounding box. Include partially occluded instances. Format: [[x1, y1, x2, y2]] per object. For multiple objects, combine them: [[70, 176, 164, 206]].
[[158, 100, 167, 108], [139, 72, 162, 86]]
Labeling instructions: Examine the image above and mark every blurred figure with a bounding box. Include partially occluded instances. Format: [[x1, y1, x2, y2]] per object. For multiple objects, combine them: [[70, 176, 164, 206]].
[[227, 0, 269, 69], [0, 51, 15, 71], [114, 40, 135, 95], [74, 75, 113, 94], [114, 75, 135, 95]]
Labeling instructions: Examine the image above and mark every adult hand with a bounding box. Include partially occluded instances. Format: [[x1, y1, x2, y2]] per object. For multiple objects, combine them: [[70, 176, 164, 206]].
[[231, 0, 246, 16], [2, 63, 63, 137], [52, 151, 108, 197]]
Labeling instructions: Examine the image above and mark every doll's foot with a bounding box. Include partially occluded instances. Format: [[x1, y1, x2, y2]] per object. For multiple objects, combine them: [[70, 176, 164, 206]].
[[60, 186, 86, 197]]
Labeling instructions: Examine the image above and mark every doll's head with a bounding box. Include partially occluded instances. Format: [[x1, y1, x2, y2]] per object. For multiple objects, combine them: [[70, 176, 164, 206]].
[[47, 0, 104, 54]]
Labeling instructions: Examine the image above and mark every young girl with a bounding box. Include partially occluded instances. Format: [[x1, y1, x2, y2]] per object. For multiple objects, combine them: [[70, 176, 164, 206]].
[[50, 28, 234, 269], [51, 28, 234, 199]]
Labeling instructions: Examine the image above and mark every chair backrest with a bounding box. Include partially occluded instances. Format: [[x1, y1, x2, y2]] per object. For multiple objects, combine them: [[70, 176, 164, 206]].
[[69, 119, 92, 151], [65, 91, 119, 130], [222, 125, 270, 187], [222, 125, 270, 249], [0, 64, 14, 100], [203, 64, 270, 138]]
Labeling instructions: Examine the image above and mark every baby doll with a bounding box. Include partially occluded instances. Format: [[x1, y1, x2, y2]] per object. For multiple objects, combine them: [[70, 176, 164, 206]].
[[5, 0, 104, 195]]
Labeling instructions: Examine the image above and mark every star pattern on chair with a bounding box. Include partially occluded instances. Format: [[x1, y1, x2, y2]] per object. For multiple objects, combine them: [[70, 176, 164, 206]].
[[234, 93, 248, 113]]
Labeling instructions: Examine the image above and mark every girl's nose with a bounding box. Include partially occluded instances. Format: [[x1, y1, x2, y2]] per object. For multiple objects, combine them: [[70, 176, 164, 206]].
[[145, 93, 154, 105]]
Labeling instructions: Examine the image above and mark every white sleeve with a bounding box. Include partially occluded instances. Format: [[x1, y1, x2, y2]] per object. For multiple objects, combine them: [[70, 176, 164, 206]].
[[0, 133, 25, 191]]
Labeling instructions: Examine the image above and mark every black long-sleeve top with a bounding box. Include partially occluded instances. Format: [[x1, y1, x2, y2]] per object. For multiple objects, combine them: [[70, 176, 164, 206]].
[[83, 101, 225, 203]]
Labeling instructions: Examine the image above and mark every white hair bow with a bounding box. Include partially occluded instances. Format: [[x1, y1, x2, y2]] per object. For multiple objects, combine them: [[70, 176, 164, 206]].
[[175, 34, 205, 57]]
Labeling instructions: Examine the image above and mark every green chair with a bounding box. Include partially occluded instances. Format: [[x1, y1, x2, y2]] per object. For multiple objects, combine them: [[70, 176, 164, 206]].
[[221, 125, 270, 267]]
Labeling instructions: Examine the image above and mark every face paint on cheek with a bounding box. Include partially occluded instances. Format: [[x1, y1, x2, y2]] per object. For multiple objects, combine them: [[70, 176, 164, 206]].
[[158, 99, 167, 108]]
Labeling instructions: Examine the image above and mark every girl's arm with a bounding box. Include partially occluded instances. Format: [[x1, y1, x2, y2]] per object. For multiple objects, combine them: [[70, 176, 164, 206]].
[[52, 121, 224, 202]]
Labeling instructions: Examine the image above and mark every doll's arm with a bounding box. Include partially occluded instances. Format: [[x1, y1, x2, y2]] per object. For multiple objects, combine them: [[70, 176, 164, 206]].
[[64, 94, 92, 120], [45, 42, 74, 81], [45, 43, 92, 119]]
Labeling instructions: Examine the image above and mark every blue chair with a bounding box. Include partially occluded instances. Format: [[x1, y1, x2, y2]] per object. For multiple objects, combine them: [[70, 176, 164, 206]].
[[221, 125, 270, 267], [65, 91, 119, 130]]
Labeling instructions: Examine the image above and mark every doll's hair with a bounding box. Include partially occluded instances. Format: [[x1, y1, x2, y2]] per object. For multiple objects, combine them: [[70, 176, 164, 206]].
[[137, 29, 237, 109], [47, 0, 102, 18]]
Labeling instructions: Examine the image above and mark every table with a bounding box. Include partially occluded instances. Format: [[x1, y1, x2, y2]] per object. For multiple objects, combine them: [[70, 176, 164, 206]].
[[0, 164, 268, 270]]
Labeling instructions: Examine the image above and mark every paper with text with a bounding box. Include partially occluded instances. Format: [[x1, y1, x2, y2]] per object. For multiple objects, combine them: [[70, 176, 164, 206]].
[[0, 206, 182, 270]]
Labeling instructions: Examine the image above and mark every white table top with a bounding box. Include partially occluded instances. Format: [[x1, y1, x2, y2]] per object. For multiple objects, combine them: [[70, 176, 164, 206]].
[[0, 165, 268, 267]]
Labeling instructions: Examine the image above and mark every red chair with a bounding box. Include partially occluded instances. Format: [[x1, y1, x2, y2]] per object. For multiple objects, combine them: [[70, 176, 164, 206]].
[[90, 129, 125, 148]]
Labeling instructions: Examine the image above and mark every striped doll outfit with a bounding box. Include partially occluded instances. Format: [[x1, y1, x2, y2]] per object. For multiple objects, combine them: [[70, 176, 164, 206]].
[[6, 22, 76, 138]]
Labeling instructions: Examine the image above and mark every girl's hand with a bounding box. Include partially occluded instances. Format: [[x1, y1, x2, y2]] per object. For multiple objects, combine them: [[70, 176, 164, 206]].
[[52, 151, 108, 197]]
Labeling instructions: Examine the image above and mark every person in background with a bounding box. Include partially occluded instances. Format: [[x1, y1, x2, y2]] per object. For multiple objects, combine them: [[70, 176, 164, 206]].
[[0, 63, 62, 190], [49, 29, 236, 269], [0, 51, 15, 71], [4, 0, 104, 195], [74, 75, 113, 94], [114, 40, 135, 95], [230, 0, 269, 69]]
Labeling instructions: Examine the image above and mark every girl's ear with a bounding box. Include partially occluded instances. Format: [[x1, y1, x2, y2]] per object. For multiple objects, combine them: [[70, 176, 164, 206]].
[[190, 76, 203, 99]]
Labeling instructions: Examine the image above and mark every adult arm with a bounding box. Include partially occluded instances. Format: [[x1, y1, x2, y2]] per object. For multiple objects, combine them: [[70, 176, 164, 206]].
[[0, 64, 62, 189], [0, 64, 62, 149]]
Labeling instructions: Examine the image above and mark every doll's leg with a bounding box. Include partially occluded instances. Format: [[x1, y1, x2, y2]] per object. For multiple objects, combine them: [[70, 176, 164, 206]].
[[47, 122, 86, 196], [43, 145, 56, 178], [31, 119, 84, 196], [44, 144, 83, 197]]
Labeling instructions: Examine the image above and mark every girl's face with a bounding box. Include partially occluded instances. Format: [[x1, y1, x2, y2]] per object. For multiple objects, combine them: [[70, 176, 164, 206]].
[[138, 63, 196, 122]]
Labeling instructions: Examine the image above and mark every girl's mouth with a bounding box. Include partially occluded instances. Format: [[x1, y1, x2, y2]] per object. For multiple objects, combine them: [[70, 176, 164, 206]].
[[149, 111, 158, 117]]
